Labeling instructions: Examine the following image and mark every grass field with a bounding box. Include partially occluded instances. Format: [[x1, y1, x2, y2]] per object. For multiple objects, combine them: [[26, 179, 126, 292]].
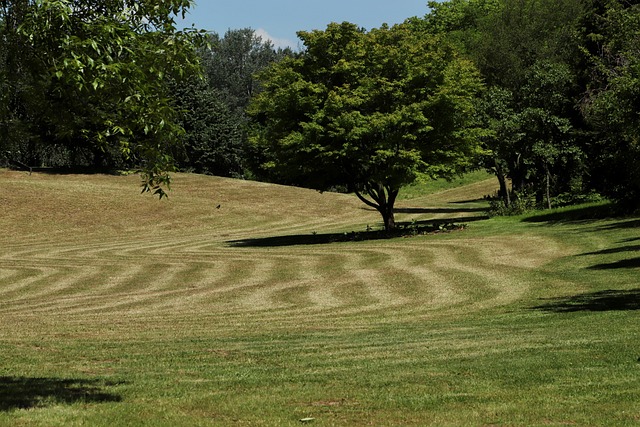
[[0, 169, 639, 426]]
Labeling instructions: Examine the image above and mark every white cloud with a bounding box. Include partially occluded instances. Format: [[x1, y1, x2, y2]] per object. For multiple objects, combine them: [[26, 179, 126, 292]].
[[254, 28, 297, 50]]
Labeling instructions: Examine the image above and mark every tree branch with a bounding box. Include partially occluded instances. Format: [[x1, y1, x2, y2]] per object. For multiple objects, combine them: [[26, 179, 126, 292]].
[[355, 190, 381, 211], [365, 182, 385, 206], [385, 185, 398, 209]]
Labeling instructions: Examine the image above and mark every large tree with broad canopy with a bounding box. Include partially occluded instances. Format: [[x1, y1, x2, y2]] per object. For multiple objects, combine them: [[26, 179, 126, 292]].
[[249, 21, 484, 230], [0, 0, 202, 196]]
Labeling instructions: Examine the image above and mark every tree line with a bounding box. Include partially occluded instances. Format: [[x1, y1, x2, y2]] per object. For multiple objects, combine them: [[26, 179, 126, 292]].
[[250, 0, 640, 228], [0, 0, 289, 195], [421, 0, 640, 214], [1, 0, 639, 226]]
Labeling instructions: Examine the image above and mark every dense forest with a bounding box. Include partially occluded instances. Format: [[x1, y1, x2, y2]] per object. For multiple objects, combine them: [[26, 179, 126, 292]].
[[1, 0, 639, 212]]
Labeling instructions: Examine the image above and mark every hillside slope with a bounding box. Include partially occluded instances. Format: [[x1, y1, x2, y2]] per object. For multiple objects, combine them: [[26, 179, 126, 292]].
[[2, 170, 637, 426], [2, 170, 549, 322]]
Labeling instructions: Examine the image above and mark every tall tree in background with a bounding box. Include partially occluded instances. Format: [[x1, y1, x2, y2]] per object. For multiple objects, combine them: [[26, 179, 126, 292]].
[[249, 22, 484, 230], [169, 75, 245, 178], [581, 0, 640, 210], [0, 0, 44, 168], [202, 29, 292, 114], [166, 28, 292, 178], [423, 0, 587, 210], [0, 0, 202, 196]]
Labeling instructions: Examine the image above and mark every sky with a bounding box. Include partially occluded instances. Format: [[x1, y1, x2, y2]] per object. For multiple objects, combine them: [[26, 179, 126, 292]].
[[177, 1, 431, 49]]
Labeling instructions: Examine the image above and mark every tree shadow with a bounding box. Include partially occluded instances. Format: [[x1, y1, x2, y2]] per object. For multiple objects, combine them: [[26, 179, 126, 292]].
[[533, 289, 640, 313], [522, 204, 616, 224], [0, 377, 123, 411], [579, 245, 640, 256], [227, 217, 484, 248], [593, 219, 640, 231], [450, 197, 488, 204], [7, 164, 121, 176], [587, 257, 640, 270], [229, 231, 390, 247], [400, 216, 489, 225], [394, 207, 487, 214], [621, 237, 640, 243]]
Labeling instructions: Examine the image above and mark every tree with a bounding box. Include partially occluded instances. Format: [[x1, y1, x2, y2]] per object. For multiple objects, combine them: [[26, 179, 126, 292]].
[[420, 0, 500, 53], [202, 28, 292, 114], [163, 28, 291, 179], [169, 75, 245, 177], [581, 0, 640, 210], [424, 0, 588, 210], [249, 22, 484, 230], [0, 0, 203, 196], [0, 0, 46, 168]]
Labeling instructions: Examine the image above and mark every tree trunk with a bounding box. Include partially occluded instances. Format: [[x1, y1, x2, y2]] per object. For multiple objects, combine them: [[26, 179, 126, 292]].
[[502, 177, 512, 208], [355, 183, 398, 232], [494, 160, 510, 207], [545, 163, 552, 210], [380, 204, 396, 231], [511, 154, 530, 195]]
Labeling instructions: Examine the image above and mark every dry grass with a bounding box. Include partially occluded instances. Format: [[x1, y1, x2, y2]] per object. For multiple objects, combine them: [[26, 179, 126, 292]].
[[1, 169, 639, 426], [1, 170, 547, 325]]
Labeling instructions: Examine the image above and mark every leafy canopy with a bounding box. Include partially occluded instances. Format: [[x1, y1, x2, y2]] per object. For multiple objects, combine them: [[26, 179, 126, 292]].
[[581, 0, 640, 209], [1, 0, 203, 197], [423, 0, 587, 209], [249, 22, 484, 230]]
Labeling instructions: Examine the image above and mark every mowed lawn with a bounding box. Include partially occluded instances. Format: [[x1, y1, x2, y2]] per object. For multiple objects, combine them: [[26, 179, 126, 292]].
[[0, 169, 639, 426]]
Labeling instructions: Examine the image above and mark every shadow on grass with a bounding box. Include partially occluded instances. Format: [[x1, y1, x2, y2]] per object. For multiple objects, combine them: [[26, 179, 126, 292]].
[[228, 217, 487, 247], [0, 377, 122, 411], [579, 245, 640, 256], [621, 237, 640, 243], [593, 219, 640, 231], [394, 207, 487, 214], [533, 289, 640, 312], [7, 164, 122, 176], [587, 257, 640, 270], [450, 197, 489, 204], [522, 204, 616, 224]]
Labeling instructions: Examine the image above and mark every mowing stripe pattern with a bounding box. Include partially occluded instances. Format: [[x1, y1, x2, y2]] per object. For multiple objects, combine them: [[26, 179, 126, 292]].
[[0, 171, 563, 330]]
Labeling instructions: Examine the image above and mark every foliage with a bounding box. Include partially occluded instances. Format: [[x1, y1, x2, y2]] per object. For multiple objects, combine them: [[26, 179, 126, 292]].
[[420, 0, 500, 52], [424, 0, 590, 211], [581, 0, 640, 210], [399, 169, 493, 200], [0, 0, 45, 167], [202, 28, 292, 114], [486, 189, 536, 216], [249, 22, 484, 230], [0, 0, 203, 197], [166, 28, 292, 178], [169, 76, 245, 177]]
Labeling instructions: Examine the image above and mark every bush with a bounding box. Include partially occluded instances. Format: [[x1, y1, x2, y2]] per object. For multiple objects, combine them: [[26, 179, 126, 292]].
[[487, 192, 536, 217]]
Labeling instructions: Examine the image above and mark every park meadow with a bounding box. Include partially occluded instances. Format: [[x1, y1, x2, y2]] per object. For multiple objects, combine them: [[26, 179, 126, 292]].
[[1, 169, 639, 426]]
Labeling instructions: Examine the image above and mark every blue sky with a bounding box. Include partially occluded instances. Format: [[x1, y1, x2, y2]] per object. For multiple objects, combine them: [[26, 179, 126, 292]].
[[177, 1, 431, 49]]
